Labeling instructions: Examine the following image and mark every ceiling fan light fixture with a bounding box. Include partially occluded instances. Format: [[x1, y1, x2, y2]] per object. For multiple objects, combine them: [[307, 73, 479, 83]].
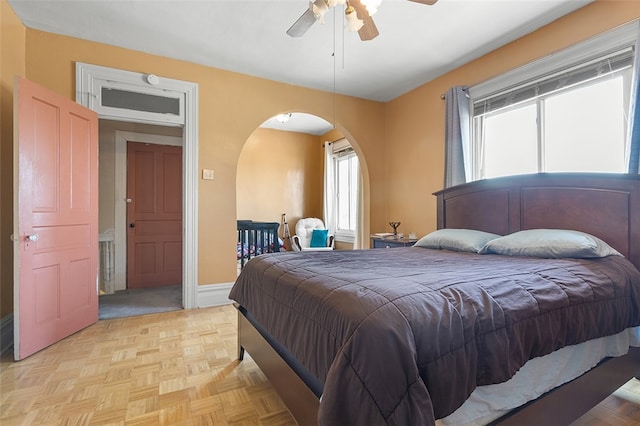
[[360, 0, 381, 16], [344, 5, 364, 32], [276, 113, 292, 123], [312, 0, 330, 22], [287, 0, 437, 40]]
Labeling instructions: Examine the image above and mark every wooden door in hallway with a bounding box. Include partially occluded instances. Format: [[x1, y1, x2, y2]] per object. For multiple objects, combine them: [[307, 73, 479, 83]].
[[14, 77, 99, 360], [126, 142, 183, 288]]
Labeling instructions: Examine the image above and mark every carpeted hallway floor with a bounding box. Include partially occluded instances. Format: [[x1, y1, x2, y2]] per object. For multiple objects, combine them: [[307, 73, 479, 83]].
[[98, 284, 182, 320]]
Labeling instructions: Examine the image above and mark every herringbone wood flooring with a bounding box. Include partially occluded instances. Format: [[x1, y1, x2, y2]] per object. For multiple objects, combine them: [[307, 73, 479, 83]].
[[1, 304, 639, 425]]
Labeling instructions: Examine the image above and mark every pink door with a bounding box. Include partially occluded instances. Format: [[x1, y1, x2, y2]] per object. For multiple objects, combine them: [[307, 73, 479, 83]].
[[14, 77, 99, 360], [126, 142, 183, 289]]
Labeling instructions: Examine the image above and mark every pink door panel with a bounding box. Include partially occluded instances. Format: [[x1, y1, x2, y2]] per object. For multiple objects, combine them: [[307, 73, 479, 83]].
[[15, 77, 98, 360]]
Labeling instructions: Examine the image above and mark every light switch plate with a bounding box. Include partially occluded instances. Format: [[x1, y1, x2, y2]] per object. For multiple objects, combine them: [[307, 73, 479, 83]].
[[202, 169, 214, 180]]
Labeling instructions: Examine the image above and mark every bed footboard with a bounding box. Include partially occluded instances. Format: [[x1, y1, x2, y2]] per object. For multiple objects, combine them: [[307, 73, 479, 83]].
[[236, 304, 319, 426]]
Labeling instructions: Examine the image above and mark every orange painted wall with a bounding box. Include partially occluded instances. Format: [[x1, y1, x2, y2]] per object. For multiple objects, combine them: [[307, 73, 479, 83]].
[[237, 128, 324, 243], [0, 0, 26, 318], [385, 0, 640, 241], [16, 28, 384, 289]]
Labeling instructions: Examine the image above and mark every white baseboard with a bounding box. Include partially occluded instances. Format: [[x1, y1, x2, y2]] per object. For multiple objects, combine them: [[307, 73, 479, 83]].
[[1, 314, 14, 356], [197, 282, 235, 308]]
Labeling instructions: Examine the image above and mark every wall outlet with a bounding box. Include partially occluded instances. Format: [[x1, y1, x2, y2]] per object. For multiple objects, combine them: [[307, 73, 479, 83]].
[[202, 169, 214, 180]]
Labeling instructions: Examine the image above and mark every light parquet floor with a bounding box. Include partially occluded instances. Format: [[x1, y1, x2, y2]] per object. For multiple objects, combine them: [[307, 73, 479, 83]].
[[1, 304, 640, 426], [0, 305, 295, 426]]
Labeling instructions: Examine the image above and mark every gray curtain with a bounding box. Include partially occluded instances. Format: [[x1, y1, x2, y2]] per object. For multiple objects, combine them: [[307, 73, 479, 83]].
[[627, 24, 640, 173], [444, 86, 471, 187]]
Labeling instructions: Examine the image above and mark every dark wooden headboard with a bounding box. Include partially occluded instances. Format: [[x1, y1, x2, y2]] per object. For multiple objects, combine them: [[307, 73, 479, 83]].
[[433, 173, 640, 270]]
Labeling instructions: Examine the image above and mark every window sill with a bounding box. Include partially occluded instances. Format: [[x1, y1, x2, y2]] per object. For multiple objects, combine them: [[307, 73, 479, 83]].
[[334, 231, 356, 244]]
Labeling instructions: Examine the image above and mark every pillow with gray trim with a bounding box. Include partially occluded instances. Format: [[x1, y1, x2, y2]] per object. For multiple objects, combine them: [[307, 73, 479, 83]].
[[414, 228, 501, 253], [479, 229, 621, 258]]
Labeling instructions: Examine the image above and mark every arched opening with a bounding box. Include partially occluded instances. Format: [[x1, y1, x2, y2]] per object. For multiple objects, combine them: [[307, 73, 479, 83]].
[[235, 112, 367, 269]]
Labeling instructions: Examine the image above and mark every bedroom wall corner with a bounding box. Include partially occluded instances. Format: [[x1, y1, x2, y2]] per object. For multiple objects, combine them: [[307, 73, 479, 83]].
[[0, 0, 26, 319], [237, 127, 324, 230], [383, 0, 640, 242]]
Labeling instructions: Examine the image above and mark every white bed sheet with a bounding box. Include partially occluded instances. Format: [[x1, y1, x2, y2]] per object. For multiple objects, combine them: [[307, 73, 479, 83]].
[[439, 326, 640, 426]]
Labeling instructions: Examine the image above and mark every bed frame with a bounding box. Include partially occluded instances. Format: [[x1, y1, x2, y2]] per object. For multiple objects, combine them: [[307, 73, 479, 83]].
[[434, 173, 640, 270], [236, 173, 640, 425]]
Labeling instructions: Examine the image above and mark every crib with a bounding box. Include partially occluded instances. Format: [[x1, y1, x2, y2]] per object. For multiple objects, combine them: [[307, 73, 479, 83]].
[[237, 220, 282, 269]]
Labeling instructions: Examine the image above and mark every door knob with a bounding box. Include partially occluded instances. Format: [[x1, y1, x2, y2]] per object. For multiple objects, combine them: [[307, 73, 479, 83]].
[[129, 223, 135, 228], [26, 234, 39, 242]]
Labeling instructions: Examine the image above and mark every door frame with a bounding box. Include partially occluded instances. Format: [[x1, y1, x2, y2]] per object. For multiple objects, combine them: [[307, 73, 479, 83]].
[[114, 131, 182, 292], [76, 63, 198, 309]]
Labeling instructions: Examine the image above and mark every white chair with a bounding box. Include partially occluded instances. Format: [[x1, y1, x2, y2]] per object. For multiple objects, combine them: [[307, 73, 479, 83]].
[[292, 218, 334, 251]]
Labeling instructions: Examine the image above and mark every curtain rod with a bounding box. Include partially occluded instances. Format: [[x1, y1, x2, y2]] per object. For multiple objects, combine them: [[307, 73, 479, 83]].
[[441, 86, 469, 100]]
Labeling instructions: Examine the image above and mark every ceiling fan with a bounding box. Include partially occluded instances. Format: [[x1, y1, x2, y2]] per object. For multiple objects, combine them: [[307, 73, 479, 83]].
[[287, 0, 438, 41]]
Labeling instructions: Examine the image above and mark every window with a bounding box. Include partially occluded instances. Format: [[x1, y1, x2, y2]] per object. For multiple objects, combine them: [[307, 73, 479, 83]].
[[335, 152, 359, 236], [325, 139, 359, 243], [76, 63, 185, 126], [469, 24, 637, 180]]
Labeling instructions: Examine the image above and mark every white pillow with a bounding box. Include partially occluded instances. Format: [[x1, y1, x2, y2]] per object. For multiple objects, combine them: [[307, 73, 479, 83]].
[[414, 229, 501, 253], [479, 229, 621, 258]]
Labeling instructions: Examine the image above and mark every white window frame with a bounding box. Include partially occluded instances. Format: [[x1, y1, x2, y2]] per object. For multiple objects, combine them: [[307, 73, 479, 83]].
[[333, 151, 358, 243], [327, 139, 359, 244], [468, 22, 638, 180]]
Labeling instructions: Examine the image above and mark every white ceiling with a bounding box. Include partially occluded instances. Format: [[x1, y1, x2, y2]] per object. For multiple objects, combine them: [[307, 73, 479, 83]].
[[8, 0, 592, 134]]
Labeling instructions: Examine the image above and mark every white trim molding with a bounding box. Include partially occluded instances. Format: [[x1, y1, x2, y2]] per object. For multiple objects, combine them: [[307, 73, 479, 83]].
[[112, 131, 183, 293], [76, 62, 199, 309], [198, 283, 235, 308], [76, 64, 186, 125]]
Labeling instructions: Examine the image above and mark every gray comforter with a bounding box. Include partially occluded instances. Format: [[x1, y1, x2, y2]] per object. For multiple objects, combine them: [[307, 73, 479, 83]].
[[229, 247, 640, 425]]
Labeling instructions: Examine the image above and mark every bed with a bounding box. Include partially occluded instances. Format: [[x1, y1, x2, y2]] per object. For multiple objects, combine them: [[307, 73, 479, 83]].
[[229, 173, 640, 425], [236, 220, 281, 269]]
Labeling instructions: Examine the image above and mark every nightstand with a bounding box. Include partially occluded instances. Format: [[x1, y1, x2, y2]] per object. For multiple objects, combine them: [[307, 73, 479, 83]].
[[371, 236, 418, 249]]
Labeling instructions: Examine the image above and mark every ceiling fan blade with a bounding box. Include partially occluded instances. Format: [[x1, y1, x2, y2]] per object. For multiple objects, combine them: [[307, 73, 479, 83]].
[[358, 18, 379, 41], [350, 0, 379, 41], [408, 0, 438, 4], [287, 7, 318, 37]]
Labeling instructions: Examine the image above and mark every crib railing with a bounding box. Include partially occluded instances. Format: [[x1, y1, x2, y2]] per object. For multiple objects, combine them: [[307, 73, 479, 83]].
[[237, 220, 281, 269]]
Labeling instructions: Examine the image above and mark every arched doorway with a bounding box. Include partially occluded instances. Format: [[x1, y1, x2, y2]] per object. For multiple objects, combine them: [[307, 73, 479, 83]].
[[236, 112, 366, 266]]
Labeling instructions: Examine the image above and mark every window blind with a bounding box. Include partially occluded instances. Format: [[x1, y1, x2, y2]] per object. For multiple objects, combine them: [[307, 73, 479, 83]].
[[329, 138, 354, 156], [473, 47, 634, 116]]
